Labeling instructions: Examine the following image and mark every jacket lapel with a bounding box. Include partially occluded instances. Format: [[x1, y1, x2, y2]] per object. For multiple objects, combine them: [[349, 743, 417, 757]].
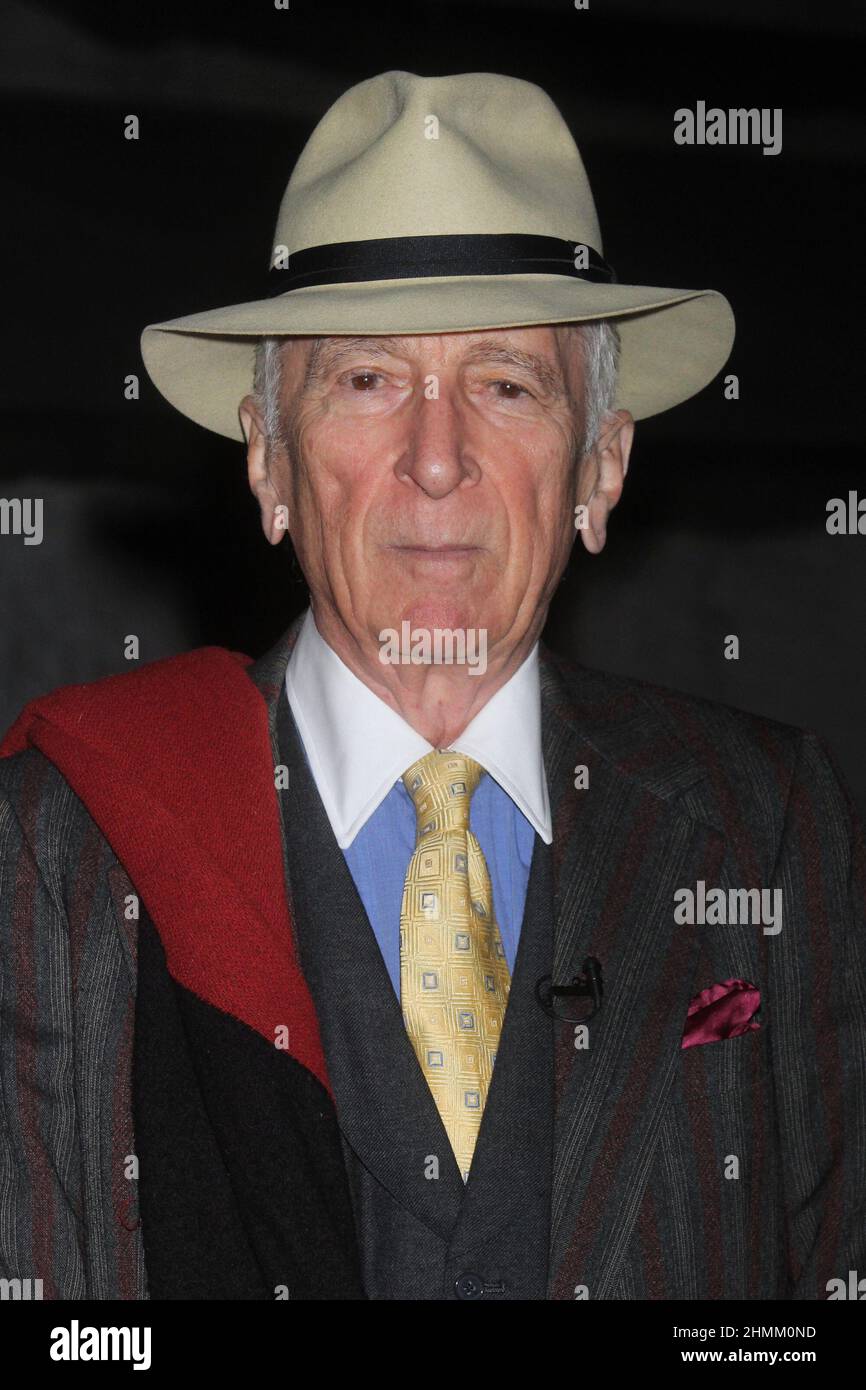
[[538, 645, 726, 1299], [244, 615, 305, 761], [244, 613, 307, 931]]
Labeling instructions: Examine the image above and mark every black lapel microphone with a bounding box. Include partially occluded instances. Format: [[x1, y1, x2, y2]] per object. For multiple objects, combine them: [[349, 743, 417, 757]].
[[535, 957, 604, 1021]]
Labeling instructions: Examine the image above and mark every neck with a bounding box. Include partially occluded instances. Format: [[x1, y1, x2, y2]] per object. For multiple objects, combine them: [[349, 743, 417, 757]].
[[309, 604, 543, 746]]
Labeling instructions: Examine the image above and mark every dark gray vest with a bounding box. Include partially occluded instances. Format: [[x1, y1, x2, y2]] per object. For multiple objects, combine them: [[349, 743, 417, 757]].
[[276, 684, 555, 1299]]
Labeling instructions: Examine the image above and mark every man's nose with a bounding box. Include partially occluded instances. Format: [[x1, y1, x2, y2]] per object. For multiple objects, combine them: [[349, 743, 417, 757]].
[[396, 387, 476, 498]]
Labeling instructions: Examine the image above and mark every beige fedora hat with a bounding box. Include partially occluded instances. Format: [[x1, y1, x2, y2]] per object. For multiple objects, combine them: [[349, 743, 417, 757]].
[[140, 69, 734, 441]]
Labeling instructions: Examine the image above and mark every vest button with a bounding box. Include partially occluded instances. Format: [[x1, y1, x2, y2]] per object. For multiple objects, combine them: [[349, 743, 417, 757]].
[[454, 1272, 485, 1300]]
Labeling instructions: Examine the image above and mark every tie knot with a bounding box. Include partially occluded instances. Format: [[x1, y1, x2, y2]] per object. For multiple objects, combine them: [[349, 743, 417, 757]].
[[402, 749, 483, 837]]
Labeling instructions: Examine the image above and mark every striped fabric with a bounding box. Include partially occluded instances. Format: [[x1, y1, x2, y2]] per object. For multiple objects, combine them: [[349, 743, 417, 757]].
[[0, 749, 145, 1298], [1, 619, 864, 1299]]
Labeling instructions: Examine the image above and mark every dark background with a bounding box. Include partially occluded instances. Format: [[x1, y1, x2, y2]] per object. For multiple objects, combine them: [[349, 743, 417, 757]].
[[2, 0, 865, 806]]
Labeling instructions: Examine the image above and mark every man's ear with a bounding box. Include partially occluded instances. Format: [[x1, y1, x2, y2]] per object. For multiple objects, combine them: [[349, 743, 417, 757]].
[[239, 394, 287, 546], [579, 409, 635, 555]]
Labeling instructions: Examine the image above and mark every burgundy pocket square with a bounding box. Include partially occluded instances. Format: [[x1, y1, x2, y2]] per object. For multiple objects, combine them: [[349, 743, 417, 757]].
[[681, 978, 761, 1049]]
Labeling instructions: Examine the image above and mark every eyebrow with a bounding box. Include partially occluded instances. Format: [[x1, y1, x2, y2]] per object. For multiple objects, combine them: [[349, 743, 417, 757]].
[[302, 335, 566, 397], [458, 339, 566, 397], [303, 337, 404, 390]]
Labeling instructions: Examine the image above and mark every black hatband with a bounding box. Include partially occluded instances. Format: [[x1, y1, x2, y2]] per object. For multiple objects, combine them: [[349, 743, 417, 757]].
[[265, 233, 615, 294]]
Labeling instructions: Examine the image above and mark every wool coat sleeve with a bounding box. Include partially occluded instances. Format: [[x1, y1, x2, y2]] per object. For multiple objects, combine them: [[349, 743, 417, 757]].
[[0, 749, 144, 1300], [0, 752, 88, 1298], [768, 731, 866, 1298]]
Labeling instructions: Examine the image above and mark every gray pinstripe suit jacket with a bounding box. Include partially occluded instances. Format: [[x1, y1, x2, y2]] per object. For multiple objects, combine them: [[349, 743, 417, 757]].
[[1, 617, 865, 1299]]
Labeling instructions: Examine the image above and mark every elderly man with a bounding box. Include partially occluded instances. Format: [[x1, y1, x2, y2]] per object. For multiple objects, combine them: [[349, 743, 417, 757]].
[[1, 70, 865, 1303]]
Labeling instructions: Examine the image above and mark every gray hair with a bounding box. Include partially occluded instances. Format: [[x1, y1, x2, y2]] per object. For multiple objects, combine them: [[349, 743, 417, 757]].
[[252, 334, 285, 442], [571, 319, 621, 454], [253, 319, 620, 456]]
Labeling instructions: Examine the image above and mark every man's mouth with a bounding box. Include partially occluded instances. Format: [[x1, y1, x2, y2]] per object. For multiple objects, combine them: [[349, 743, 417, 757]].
[[389, 544, 479, 553]]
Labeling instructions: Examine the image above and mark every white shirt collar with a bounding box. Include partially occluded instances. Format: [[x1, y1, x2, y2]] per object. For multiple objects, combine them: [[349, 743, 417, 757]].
[[284, 607, 552, 849]]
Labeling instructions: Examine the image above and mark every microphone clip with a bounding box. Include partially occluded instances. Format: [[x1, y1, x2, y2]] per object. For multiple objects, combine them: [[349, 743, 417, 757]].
[[536, 956, 604, 1022]]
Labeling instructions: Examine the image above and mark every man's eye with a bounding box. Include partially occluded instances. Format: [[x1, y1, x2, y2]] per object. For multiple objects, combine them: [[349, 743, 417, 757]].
[[491, 379, 531, 399], [343, 370, 382, 390]]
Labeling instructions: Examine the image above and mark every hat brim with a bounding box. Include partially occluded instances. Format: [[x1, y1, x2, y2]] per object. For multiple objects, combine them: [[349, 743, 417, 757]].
[[140, 275, 734, 441]]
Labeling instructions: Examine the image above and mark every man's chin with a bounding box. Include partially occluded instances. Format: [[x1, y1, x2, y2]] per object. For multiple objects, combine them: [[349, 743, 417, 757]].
[[393, 596, 496, 636]]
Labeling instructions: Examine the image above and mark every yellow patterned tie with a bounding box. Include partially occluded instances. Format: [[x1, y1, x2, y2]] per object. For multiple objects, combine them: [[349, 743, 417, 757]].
[[400, 749, 512, 1182]]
